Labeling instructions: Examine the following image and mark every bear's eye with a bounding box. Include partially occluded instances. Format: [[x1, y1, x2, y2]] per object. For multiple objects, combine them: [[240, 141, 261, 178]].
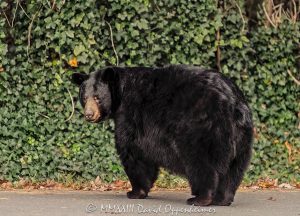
[[83, 96, 87, 103], [94, 96, 100, 104]]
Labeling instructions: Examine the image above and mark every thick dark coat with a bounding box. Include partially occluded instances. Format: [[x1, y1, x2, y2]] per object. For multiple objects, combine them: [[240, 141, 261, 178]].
[[72, 65, 253, 206]]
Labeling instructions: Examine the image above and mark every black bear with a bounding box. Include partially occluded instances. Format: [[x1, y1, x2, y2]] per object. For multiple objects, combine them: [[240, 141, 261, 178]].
[[72, 65, 253, 206]]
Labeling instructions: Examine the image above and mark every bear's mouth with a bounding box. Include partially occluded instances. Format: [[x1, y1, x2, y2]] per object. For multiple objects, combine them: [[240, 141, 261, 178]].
[[88, 113, 101, 123], [84, 98, 101, 123]]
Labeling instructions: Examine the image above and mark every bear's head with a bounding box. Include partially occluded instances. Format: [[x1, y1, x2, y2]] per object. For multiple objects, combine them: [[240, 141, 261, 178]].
[[72, 68, 120, 123]]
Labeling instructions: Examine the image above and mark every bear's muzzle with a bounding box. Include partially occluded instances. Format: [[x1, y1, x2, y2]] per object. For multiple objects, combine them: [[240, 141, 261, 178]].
[[84, 98, 101, 122]]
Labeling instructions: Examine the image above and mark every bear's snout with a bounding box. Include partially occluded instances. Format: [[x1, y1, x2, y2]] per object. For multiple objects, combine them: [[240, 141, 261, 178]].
[[84, 109, 94, 120], [84, 98, 101, 122]]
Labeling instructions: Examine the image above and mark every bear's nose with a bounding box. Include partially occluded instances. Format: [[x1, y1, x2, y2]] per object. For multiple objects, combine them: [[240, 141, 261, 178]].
[[85, 109, 94, 120]]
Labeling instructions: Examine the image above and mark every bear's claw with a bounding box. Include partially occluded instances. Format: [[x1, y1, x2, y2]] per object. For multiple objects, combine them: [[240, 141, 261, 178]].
[[187, 196, 212, 206], [127, 190, 148, 199]]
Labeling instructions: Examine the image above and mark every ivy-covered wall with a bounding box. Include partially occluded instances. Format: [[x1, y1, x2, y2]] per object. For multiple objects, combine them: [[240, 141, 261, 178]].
[[0, 0, 299, 184]]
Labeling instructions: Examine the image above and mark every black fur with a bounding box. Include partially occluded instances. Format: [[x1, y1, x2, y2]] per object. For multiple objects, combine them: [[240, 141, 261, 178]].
[[72, 65, 253, 206]]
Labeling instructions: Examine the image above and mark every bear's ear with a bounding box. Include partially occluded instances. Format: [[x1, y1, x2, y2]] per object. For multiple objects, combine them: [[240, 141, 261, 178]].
[[101, 67, 118, 83], [71, 73, 89, 86]]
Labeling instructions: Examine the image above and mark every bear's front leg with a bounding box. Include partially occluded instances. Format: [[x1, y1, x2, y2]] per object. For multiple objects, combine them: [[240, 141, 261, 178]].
[[118, 145, 159, 199]]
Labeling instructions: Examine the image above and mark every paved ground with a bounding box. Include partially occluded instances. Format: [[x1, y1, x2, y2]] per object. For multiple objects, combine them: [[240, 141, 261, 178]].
[[0, 190, 299, 216]]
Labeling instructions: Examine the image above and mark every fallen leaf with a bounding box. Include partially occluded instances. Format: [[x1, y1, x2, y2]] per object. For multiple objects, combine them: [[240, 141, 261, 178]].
[[278, 183, 294, 189], [258, 181, 275, 188], [68, 57, 78, 67], [250, 185, 259, 190], [94, 176, 102, 186], [284, 141, 293, 163], [267, 197, 276, 201], [16, 179, 29, 188], [1, 182, 12, 189], [113, 180, 126, 187]]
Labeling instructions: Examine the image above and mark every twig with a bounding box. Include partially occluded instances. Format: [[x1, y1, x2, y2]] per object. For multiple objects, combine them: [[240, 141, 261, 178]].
[[292, 0, 297, 22], [1, 10, 12, 27], [47, 0, 51, 9], [263, 2, 277, 28], [154, 2, 161, 12], [292, 0, 300, 24], [215, 0, 224, 72], [11, 0, 19, 27], [39, 113, 50, 119], [272, 5, 281, 24], [52, 0, 56, 10], [282, 9, 290, 20], [18, 2, 32, 20], [27, 6, 42, 57], [65, 88, 75, 122], [278, 4, 282, 21], [287, 69, 300, 86], [105, 21, 119, 66], [216, 29, 221, 72], [273, 3, 282, 10], [235, 1, 245, 33]]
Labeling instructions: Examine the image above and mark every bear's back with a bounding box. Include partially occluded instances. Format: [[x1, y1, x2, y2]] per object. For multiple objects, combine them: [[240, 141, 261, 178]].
[[120, 65, 248, 118]]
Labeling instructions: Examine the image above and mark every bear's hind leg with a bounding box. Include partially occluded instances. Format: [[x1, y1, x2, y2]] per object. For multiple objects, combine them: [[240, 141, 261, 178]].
[[211, 174, 232, 206], [186, 161, 218, 206], [121, 150, 158, 199], [212, 150, 251, 206]]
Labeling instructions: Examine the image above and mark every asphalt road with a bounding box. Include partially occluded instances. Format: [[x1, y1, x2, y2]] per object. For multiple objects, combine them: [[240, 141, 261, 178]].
[[0, 190, 299, 216]]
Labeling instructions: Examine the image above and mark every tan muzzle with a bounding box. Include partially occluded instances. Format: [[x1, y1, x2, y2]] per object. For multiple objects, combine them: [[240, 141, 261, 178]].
[[84, 98, 101, 122]]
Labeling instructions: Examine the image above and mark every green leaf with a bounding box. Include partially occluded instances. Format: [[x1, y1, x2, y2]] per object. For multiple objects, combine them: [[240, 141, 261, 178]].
[[73, 44, 86, 56]]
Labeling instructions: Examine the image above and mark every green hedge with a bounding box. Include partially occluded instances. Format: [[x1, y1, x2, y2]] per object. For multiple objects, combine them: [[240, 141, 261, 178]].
[[0, 0, 299, 184]]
